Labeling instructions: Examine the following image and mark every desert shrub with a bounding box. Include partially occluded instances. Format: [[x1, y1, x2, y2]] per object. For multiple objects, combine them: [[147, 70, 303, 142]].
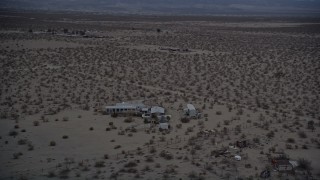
[[297, 158, 312, 172], [269, 147, 276, 153], [59, 168, 70, 179], [126, 168, 138, 173], [235, 125, 241, 133], [302, 144, 308, 149], [155, 163, 161, 168], [286, 144, 293, 149], [109, 122, 114, 126], [106, 127, 111, 131], [18, 139, 27, 145], [198, 121, 204, 126], [89, 127, 94, 131], [159, 150, 173, 160], [266, 131, 274, 139], [62, 135, 68, 139], [206, 136, 214, 145], [124, 117, 134, 123], [118, 131, 125, 135], [150, 146, 156, 154], [287, 138, 295, 143], [145, 156, 154, 162], [307, 120, 315, 130], [62, 117, 69, 121], [130, 128, 137, 133], [223, 120, 230, 125], [188, 171, 197, 178], [298, 131, 307, 138], [253, 137, 260, 144], [110, 173, 119, 179], [27, 143, 34, 151], [33, 121, 39, 126], [187, 127, 193, 132], [143, 165, 151, 172], [111, 113, 118, 118], [49, 141, 56, 146], [195, 145, 201, 150], [149, 139, 154, 145], [114, 145, 121, 149], [94, 161, 105, 167], [176, 124, 182, 129], [9, 130, 18, 137], [104, 154, 109, 159], [124, 161, 137, 168], [21, 129, 26, 132], [216, 111, 222, 115], [14, 125, 19, 129], [47, 170, 56, 177], [190, 149, 196, 155], [159, 136, 166, 142], [181, 117, 190, 123], [13, 152, 23, 159], [245, 164, 252, 168]]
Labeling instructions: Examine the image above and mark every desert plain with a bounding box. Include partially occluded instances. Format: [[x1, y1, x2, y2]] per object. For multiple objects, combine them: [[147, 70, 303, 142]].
[[0, 11, 320, 180]]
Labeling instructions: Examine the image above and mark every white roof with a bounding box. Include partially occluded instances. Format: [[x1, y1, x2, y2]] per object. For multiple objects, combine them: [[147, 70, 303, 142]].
[[151, 106, 165, 114], [105, 105, 135, 109], [105, 102, 145, 109], [289, 161, 298, 168], [115, 102, 145, 108], [234, 155, 241, 161], [159, 123, 169, 129], [187, 104, 196, 110]]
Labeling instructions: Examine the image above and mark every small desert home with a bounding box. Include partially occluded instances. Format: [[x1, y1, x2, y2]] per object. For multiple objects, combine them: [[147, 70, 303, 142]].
[[158, 115, 170, 130], [105, 101, 145, 114], [184, 104, 201, 118], [272, 159, 298, 172]]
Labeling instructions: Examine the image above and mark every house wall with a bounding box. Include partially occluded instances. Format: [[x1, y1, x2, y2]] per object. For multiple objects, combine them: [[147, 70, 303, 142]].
[[277, 165, 293, 171], [189, 109, 197, 117]]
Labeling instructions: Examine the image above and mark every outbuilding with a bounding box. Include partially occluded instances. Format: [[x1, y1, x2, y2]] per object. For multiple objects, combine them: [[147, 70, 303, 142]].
[[235, 155, 242, 161], [151, 106, 165, 115], [273, 160, 294, 171], [184, 104, 199, 118]]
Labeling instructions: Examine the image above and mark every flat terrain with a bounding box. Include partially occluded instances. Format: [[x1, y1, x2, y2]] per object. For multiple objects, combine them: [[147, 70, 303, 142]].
[[0, 11, 320, 180]]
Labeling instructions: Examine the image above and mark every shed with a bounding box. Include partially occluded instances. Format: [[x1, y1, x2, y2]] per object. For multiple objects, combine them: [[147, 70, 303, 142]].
[[159, 123, 169, 130], [274, 160, 294, 171], [235, 155, 241, 161], [184, 104, 197, 118]]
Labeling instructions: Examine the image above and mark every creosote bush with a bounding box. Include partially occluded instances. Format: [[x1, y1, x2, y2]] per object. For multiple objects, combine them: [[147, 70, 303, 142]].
[[298, 131, 307, 138], [181, 117, 190, 123], [9, 130, 18, 137], [50, 141, 56, 146], [94, 161, 105, 167], [33, 121, 39, 126]]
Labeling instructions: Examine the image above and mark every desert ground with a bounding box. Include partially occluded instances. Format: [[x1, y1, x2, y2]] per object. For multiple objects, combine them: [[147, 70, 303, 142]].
[[0, 11, 320, 180]]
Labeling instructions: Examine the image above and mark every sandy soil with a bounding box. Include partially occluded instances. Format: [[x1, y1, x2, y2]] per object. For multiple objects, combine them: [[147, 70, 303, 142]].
[[0, 11, 319, 180]]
